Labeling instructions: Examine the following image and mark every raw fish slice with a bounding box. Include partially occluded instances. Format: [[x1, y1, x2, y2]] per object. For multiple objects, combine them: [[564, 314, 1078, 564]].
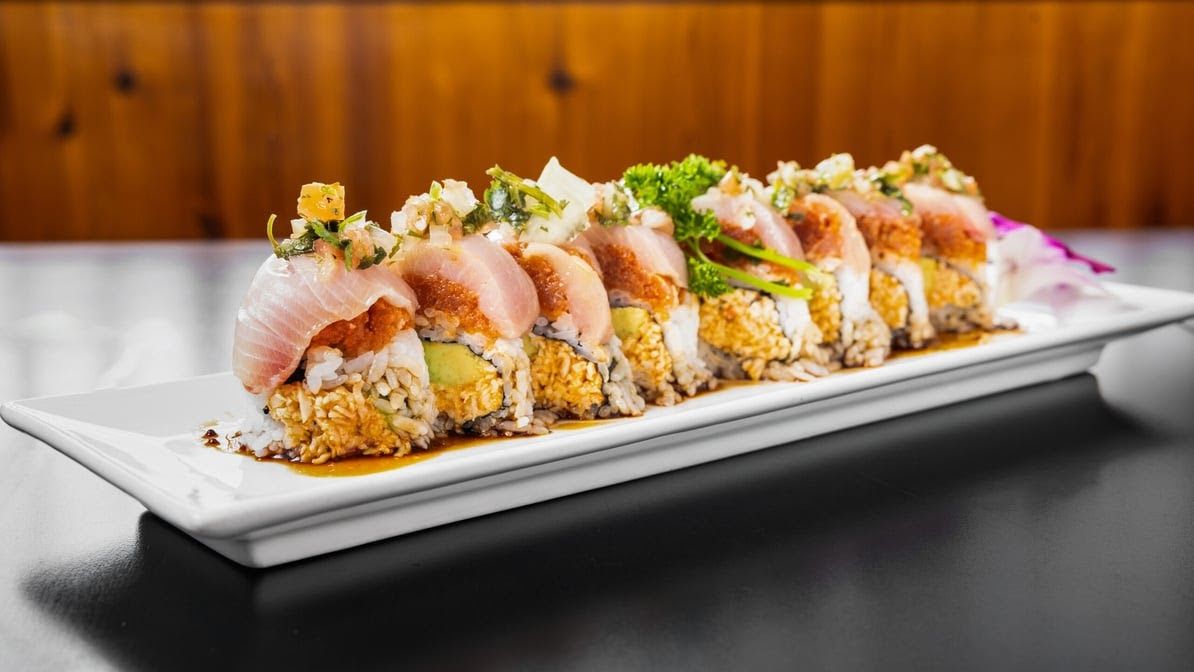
[[580, 218, 689, 291], [829, 188, 908, 225], [903, 183, 993, 269], [513, 242, 613, 351], [396, 234, 539, 339], [691, 190, 807, 261], [950, 191, 997, 240], [826, 189, 921, 263], [561, 236, 602, 275], [233, 255, 418, 395], [785, 194, 871, 277]]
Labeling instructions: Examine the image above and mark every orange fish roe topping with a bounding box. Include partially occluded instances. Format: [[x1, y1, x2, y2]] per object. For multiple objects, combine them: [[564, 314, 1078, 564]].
[[920, 212, 987, 265], [310, 301, 411, 359], [404, 274, 498, 339], [855, 211, 922, 260], [788, 202, 845, 263], [506, 244, 569, 321], [592, 243, 676, 312]]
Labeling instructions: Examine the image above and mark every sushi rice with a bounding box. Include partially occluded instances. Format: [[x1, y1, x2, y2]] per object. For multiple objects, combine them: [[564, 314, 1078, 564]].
[[417, 307, 544, 436], [698, 288, 829, 382], [869, 259, 934, 348], [526, 313, 644, 419], [610, 289, 715, 406]]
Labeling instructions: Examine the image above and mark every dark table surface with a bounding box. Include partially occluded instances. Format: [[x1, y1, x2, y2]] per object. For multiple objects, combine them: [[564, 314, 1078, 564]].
[[1, 232, 1192, 671]]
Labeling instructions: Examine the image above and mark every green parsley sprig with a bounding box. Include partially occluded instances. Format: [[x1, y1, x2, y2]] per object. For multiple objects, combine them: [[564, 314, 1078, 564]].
[[621, 154, 817, 301]]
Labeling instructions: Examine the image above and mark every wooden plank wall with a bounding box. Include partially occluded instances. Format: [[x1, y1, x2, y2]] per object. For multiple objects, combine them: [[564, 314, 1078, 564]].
[[1, 1, 1191, 241]]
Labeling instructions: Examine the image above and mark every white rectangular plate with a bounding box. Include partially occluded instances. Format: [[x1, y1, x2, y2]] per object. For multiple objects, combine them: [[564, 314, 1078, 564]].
[[5, 281, 1194, 568]]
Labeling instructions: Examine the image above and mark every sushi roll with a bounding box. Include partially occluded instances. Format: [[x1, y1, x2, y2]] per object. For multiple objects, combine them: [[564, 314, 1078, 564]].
[[389, 181, 544, 435], [232, 183, 436, 463], [767, 156, 896, 364], [473, 161, 645, 420], [577, 180, 716, 406], [884, 145, 999, 332], [624, 155, 828, 382]]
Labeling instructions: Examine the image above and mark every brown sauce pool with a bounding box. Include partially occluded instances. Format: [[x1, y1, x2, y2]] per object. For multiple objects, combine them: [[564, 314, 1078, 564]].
[[271, 420, 609, 477], [221, 331, 1011, 477], [889, 329, 1017, 360]]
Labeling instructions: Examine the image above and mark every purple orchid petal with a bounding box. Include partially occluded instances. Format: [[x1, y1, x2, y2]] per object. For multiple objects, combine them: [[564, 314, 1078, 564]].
[[990, 211, 1026, 235], [990, 211, 1114, 274]]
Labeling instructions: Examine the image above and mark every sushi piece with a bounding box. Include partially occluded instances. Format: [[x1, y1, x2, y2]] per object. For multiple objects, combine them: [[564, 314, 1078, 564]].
[[883, 145, 999, 332], [847, 163, 935, 348], [474, 161, 645, 420], [767, 156, 894, 365], [233, 183, 436, 464], [389, 180, 544, 435], [577, 180, 715, 405], [774, 155, 934, 348], [624, 155, 828, 382]]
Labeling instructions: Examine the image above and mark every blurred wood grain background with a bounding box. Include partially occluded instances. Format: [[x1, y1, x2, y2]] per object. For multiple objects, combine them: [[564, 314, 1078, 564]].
[[1, 1, 1192, 241]]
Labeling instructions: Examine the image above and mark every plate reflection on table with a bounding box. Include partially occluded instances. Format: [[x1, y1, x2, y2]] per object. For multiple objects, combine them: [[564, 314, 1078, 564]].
[[24, 372, 1186, 671]]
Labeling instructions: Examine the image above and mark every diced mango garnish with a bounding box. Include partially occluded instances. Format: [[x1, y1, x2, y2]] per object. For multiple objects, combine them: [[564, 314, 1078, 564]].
[[298, 182, 345, 222]]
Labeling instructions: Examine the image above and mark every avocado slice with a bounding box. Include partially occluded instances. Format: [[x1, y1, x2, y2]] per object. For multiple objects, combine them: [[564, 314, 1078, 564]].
[[422, 341, 496, 387], [918, 257, 937, 294], [522, 334, 539, 358], [611, 306, 651, 340]]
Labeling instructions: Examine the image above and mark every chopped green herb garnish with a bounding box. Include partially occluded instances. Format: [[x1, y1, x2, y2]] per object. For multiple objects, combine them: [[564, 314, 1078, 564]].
[[268, 204, 383, 268], [871, 175, 914, 216], [461, 205, 492, 235], [770, 183, 796, 212], [274, 228, 318, 259], [595, 184, 633, 227], [270, 184, 386, 268], [476, 165, 569, 231], [307, 219, 341, 248], [900, 145, 981, 196]]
